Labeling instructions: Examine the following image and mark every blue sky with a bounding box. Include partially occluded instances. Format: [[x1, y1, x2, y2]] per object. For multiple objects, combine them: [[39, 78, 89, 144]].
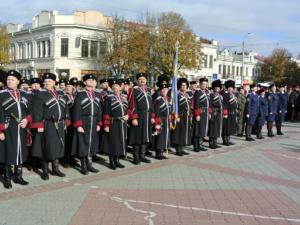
[[1, 0, 299, 57]]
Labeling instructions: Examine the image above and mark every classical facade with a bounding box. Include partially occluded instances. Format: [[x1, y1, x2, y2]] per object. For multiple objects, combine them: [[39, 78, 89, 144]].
[[6, 10, 111, 79], [182, 38, 261, 86]]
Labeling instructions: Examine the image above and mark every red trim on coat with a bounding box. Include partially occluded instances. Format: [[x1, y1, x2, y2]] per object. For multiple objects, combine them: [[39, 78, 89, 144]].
[[65, 119, 72, 127], [194, 108, 202, 116], [31, 122, 44, 129], [73, 120, 83, 128], [25, 115, 32, 125], [223, 109, 228, 116], [0, 123, 5, 131]]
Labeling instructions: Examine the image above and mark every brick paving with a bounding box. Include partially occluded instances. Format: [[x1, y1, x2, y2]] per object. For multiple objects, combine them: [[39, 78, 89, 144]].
[[0, 122, 299, 225]]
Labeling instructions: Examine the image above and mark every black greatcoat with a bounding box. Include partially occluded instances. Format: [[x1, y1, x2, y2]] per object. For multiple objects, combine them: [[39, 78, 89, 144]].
[[31, 89, 70, 161], [222, 91, 238, 136], [153, 96, 171, 150], [72, 90, 102, 158], [171, 92, 192, 146], [127, 86, 153, 146], [193, 89, 210, 138], [65, 93, 75, 158], [101, 93, 129, 156], [0, 89, 32, 165], [208, 91, 223, 138]]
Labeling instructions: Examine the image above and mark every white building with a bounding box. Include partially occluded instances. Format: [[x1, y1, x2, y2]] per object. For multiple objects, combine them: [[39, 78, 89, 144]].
[[6, 10, 111, 79], [183, 37, 261, 86]]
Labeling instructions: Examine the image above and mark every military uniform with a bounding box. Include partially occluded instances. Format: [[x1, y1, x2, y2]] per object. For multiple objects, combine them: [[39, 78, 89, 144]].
[[72, 75, 102, 175], [102, 81, 129, 169], [256, 91, 268, 139], [276, 88, 288, 135], [222, 80, 237, 145], [171, 78, 192, 156], [267, 88, 279, 137], [192, 78, 210, 151], [153, 88, 172, 160], [208, 80, 223, 149], [0, 70, 32, 188], [127, 73, 152, 164], [31, 73, 70, 180], [236, 91, 246, 136], [245, 85, 259, 141]]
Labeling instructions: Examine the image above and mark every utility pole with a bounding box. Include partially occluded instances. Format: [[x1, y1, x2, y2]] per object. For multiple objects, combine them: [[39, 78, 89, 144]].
[[241, 32, 251, 84]]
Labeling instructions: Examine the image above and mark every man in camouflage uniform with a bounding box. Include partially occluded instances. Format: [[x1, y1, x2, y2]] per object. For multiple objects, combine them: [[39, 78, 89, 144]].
[[236, 87, 246, 137]]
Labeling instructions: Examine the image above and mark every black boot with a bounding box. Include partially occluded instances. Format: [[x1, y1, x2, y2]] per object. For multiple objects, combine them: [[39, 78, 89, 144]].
[[52, 159, 66, 177], [276, 122, 283, 135], [257, 126, 263, 139], [213, 138, 222, 148], [193, 138, 200, 152], [175, 147, 183, 156], [114, 156, 125, 168], [3, 166, 12, 189], [13, 165, 29, 185], [222, 136, 230, 146], [86, 157, 99, 173], [80, 158, 88, 175], [267, 122, 274, 137], [156, 149, 162, 159], [199, 139, 207, 151], [41, 160, 49, 180], [140, 145, 151, 163], [245, 125, 255, 141], [132, 146, 140, 165], [209, 138, 216, 149], [109, 155, 116, 170]]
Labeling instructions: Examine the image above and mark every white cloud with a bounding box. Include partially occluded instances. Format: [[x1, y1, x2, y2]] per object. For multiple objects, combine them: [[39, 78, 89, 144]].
[[0, 0, 299, 56]]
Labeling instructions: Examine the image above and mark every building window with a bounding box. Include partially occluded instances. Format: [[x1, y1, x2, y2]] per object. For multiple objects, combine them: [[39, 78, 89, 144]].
[[222, 65, 226, 75], [18, 43, 23, 60], [42, 41, 46, 58], [100, 41, 107, 55], [81, 40, 89, 57], [61, 38, 69, 57], [240, 67, 242, 76], [252, 68, 255, 76], [232, 66, 235, 75], [227, 65, 230, 75], [209, 55, 213, 68], [219, 64, 222, 74], [246, 67, 249, 76], [236, 67, 239, 76], [36, 69, 50, 77], [37, 41, 41, 58], [91, 41, 98, 58], [47, 40, 51, 57]]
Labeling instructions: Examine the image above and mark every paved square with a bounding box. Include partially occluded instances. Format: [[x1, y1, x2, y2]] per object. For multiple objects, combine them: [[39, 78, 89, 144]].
[[0, 122, 300, 225]]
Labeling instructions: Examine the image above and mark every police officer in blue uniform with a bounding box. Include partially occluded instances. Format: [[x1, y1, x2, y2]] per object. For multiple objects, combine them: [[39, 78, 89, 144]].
[[267, 84, 279, 137], [276, 84, 288, 135], [257, 89, 268, 139], [245, 83, 259, 141]]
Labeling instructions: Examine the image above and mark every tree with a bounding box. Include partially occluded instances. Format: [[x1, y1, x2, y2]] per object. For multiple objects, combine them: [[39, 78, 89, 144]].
[[260, 48, 292, 82], [284, 60, 300, 85], [103, 16, 129, 78], [0, 25, 10, 68], [152, 12, 199, 76]]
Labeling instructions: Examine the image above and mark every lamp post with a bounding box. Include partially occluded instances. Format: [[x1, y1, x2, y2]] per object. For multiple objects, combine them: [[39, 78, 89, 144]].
[[241, 32, 252, 84]]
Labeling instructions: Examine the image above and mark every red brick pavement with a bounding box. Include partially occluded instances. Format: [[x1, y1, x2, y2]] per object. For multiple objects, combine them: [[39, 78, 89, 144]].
[[68, 189, 300, 225]]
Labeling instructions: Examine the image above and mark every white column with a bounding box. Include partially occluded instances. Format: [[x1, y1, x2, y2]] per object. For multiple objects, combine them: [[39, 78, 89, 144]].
[[40, 41, 43, 58], [45, 40, 48, 57]]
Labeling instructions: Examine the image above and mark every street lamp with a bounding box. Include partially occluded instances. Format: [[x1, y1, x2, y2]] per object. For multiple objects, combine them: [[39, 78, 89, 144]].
[[241, 32, 252, 84]]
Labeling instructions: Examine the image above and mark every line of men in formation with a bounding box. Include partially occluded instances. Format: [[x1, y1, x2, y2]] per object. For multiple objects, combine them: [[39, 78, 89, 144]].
[[0, 70, 289, 189]]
